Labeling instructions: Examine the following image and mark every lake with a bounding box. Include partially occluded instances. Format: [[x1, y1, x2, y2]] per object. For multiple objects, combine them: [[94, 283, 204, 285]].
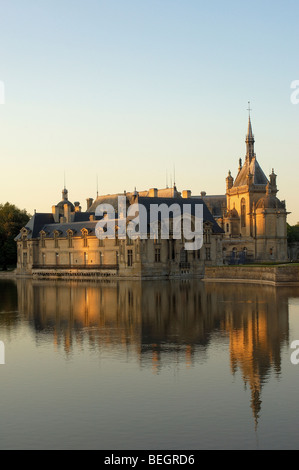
[[0, 278, 299, 450]]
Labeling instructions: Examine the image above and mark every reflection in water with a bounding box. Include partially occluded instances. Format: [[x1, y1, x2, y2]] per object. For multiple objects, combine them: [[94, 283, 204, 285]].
[[209, 283, 289, 427], [0, 281, 19, 329], [3, 279, 295, 427]]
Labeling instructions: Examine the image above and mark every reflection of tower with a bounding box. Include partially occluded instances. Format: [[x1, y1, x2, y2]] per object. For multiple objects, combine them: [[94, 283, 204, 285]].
[[250, 383, 262, 430], [228, 311, 265, 426], [216, 284, 289, 428], [152, 346, 160, 374]]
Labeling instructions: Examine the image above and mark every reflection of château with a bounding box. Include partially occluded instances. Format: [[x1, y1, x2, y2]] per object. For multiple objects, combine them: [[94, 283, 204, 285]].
[[15, 279, 292, 424]]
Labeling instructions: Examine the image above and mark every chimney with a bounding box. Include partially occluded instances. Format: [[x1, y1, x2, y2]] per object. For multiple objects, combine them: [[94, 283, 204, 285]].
[[74, 201, 81, 213], [149, 188, 158, 197], [52, 205, 60, 223], [182, 190, 191, 199], [86, 198, 94, 211], [64, 203, 71, 223]]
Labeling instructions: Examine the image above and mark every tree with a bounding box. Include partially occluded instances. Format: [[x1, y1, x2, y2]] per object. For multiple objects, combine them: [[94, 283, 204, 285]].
[[287, 223, 299, 244], [0, 203, 30, 270]]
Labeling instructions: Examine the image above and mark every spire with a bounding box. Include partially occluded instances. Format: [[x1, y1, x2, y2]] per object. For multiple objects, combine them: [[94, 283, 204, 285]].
[[246, 102, 255, 162]]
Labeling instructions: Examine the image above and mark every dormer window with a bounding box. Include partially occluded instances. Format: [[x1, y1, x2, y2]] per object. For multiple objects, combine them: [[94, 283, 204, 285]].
[[21, 229, 29, 249]]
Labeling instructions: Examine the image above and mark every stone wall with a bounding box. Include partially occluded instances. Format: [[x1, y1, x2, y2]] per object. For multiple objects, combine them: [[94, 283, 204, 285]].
[[204, 265, 299, 286]]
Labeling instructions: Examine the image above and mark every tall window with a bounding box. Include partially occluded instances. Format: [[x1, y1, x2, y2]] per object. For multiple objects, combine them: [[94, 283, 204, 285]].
[[126, 234, 133, 246], [226, 223, 230, 233], [155, 248, 161, 263], [99, 252, 103, 265], [82, 230, 88, 248], [54, 232, 59, 248], [41, 232, 45, 248], [205, 230, 211, 244], [67, 231, 73, 248], [127, 249, 133, 267], [180, 248, 188, 263], [241, 198, 246, 228], [56, 253, 59, 266], [205, 247, 211, 261]]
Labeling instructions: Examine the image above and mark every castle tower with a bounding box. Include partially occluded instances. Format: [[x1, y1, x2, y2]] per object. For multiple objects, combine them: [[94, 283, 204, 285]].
[[221, 111, 289, 263]]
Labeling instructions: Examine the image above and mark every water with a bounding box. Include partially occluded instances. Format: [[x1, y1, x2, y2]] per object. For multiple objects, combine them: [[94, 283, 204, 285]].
[[0, 278, 299, 450]]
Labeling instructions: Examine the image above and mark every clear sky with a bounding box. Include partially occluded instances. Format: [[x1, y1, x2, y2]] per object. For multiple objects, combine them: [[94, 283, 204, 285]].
[[0, 0, 298, 223]]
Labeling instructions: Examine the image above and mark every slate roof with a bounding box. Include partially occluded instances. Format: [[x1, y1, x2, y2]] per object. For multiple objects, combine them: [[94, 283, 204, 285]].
[[15, 213, 55, 240], [137, 197, 224, 234], [16, 194, 224, 241], [233, 157, 269, 187], [40, 221, 98, 237]]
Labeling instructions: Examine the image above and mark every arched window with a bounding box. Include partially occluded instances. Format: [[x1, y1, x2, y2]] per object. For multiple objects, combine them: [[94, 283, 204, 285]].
[[241, 198, 246, 228]]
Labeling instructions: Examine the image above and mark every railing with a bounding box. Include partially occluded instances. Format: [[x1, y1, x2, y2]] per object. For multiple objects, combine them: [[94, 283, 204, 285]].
[[32, 264, 119, 270]]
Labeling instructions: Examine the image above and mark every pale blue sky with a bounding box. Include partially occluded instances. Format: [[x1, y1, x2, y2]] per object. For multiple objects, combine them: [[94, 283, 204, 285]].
[[0, 0, 298, 223]]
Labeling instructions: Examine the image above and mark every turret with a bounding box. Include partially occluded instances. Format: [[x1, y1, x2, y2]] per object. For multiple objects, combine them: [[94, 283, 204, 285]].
[[269, 168, 278, 195], [226, 171, 234, 191]]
